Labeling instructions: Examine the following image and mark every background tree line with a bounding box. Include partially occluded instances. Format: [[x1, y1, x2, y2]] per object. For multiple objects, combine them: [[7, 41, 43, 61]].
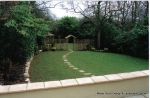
[[49, 1, 148, 58]]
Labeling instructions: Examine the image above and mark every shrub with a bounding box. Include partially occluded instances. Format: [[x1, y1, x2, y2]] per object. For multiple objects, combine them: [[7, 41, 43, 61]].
[[113, 25, 148, 58]]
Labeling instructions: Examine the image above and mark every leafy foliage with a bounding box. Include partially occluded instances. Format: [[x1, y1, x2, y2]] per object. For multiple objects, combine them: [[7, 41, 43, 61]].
[[79, 19, 95, 38], [113, 24, 148, 58], [53, 16, 79, 38], [102, 23, 121, 48], [4, 2, 51, 58], [0, 1, 51, 84], [78, 15, 148, 58]]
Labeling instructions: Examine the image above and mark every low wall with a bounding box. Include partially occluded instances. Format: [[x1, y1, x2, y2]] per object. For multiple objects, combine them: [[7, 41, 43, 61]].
[[0, 70, 149, 98]]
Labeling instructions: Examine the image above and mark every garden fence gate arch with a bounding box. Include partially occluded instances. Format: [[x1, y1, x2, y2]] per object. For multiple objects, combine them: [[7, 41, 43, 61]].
[[65, 34, 76, 50]]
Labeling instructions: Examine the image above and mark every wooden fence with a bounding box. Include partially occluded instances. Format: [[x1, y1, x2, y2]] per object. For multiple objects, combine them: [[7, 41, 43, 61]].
[[53, 39, 94, 51], [74, 39, 94, 50]]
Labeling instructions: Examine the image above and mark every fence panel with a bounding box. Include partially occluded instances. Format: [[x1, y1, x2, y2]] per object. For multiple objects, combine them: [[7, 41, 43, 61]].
[[53, 39, 94, 51]]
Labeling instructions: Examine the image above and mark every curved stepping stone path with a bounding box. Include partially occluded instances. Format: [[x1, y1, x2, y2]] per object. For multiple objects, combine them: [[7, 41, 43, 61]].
[[62, 49, 95, 76]]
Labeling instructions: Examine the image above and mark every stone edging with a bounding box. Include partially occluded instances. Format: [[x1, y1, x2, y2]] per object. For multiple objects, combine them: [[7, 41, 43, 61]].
[[24, 57, 33, 83], [0, 70, 148, 94]]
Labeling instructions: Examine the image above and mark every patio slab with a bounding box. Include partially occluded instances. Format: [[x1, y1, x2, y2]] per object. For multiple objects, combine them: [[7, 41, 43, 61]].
[[44, 81, 62, 88], [27, 82, 44, 90], [91, 76, 108, 83], [104, 74, 122, 81], [76, 77, 94, 85], [9, 84, 27, 92], [0, 85, 9, 93], [60, 79, 78, 87]]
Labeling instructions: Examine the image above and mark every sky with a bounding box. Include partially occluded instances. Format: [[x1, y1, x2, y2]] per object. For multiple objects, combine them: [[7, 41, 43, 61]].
[[37, 0, 84, 19], [50, 8, 82, 19]]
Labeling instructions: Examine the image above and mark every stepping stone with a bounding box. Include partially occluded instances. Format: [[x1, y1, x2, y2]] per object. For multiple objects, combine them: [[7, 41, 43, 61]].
[[72, 67, 78, 70], [71, 66, 75, 69], [79, 70, 85, 73], [64, 61, 68, 65], [65, 61, 70, 63], [83, 73, 92, 76], [66, 62, 72, 65], [69, 65, 74, 68], [64, 60, 68, 62], [67, 62, 72, 65]]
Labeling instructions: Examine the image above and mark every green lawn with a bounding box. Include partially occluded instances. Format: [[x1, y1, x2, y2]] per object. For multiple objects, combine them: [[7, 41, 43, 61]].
[[68, 51, 149, 75], [29, 51, 84, 82], [30, 51, 148, 82]]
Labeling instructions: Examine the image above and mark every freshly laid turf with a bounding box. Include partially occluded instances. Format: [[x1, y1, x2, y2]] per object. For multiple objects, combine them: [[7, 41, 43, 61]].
[[30, 50, 148, 82], [29, 51, 84, 82], [68, 51, 149, 75]]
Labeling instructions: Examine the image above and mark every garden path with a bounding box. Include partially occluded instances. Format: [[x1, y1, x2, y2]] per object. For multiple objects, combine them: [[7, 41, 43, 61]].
[[62, 49, 95, 77]]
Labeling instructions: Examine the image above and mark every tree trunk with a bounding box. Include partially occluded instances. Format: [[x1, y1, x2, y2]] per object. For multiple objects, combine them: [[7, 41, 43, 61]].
[[96, 1, 101, 49], [97, 31, 101, 49]]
